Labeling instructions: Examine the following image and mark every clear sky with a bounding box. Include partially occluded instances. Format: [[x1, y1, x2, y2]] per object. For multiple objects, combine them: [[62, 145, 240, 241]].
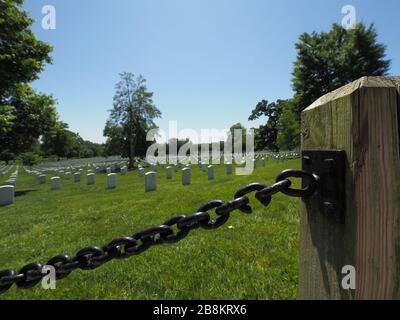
[[23, 0, 400, 143]]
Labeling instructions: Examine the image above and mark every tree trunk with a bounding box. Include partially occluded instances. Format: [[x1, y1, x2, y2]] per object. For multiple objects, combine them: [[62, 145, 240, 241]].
[[128, 129, 136, 169]]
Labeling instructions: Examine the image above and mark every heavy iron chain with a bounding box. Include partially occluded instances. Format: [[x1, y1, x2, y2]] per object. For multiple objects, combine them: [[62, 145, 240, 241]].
[[0, 169, 319, 294]]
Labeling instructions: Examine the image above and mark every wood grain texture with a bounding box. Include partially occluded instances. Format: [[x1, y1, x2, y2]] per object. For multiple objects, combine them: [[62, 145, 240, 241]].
[[300, 76, 400, 299]]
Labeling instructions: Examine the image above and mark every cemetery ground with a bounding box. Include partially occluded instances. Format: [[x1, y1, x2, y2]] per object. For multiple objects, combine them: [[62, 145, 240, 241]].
[[0, 159, 301, 300]]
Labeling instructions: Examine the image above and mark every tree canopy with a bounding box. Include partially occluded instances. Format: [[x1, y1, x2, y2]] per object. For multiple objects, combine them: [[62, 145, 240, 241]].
[[292, 23, 390, 115], [250, 22, 390, 152], [0, 0, 53, 97], [0, 0, 56, 162], [248, 100, 285, 152], [104, 73, 161, 167]]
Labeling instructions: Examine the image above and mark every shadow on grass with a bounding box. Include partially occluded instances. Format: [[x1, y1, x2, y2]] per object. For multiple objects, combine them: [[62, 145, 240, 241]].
[[15, 189, 37, 197]]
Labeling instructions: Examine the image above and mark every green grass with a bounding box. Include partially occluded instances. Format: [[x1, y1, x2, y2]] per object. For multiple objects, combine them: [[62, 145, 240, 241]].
[[0, 159, 301, 300]]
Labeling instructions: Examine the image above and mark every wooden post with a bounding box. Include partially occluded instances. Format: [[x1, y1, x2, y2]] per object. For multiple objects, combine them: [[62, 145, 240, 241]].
[[300, 76, 400, 299]]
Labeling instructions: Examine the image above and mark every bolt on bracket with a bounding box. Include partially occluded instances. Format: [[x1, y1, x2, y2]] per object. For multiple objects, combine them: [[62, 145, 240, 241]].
[[302, 150, 346, 223]]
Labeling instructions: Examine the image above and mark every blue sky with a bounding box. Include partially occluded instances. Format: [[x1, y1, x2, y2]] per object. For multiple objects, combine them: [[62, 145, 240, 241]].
[[24, 0, 400, 143]]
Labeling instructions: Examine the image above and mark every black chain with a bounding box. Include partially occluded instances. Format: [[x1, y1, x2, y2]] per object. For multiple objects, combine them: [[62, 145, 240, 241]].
[[0, 169, 319, 294]]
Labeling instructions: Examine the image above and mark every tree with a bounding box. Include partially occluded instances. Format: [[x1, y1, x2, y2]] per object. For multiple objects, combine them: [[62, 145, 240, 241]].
[[103, 120, 125, 157], [0, 0, 53, 98], [0, 85, 57, 163], [252, 22, 390, 152], [41, 121, 74, 160], [104, 73, 161, 167], [276, 104, 300, 151], [248, 100, 285, 151], [228, 123, 247, 153], [19, 152, 42, 167], [80, 140, 105, 158], [42, 121, 104, 159], [292, 23, 390, 116], [0, 0, 56, 162]]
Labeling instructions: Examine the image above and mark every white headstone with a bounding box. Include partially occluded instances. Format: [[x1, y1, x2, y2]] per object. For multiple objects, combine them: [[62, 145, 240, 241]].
[[38, 174, 46, 184], [138, 167, 145, 177], [107, 173, 116, 189], [208, 165, 214, 180], [51, 177, 60, 190], [106, 167, 111, 174], [262, 157, 266, 167], [166, 166, 173, 179], [201, 163, 207, 172], [182, 167, 191, 185], [6, 179, 16, 186], [145, 171, 156, 192], [74, 172, 81, 182], [121, 166, 127, 175], [226, 163, 233, 175], [0, 185, 14, 207], [87, 173, 95, 185]]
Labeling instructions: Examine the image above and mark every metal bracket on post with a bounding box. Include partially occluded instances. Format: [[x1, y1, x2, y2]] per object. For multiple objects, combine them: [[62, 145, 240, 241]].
[[302, 150, 346, 223]]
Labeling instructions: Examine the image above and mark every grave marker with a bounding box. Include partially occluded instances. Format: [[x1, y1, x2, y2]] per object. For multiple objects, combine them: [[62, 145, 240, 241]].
[[87, 173, 95, 185], [145, 172, 156, 192], [208, 165, 214, 180], [182, 167, 191, 185], [0, 185, 14, 207], [226, 163, 233, 175], [51, 177, 60, 190], [74, 172, 81, 182], [107, 173, 116, 189], [166, 166, 173, 179], [38, 175, 46, 184]]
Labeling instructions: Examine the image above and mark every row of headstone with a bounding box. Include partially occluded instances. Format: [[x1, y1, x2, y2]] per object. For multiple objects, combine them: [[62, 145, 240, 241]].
[[0, 164, 14, 177], [51, 173, 96, 190], [33, 159, 128, 177], [25, 157, 270, 197]]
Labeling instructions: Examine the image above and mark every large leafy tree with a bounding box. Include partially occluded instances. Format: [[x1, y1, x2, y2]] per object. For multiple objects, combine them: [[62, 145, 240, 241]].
[[41, 121, 73, 159], [0, 0, 52, 96], [276, 103, 300, 151], [0, 0, 56, 162], [1, 85, 57, 162], [292, 23, 390, 115], [252, 22, 390, 152], [104, 73, 161, 167], [248, 100, 285, 151], [227, 123, 247, 153]]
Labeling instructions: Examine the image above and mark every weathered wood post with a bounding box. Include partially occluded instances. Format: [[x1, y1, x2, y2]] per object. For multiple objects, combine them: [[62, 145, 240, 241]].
[[300, 76, 400, 299]]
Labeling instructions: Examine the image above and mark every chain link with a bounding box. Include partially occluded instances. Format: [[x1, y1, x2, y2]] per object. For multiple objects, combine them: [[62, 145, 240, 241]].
[[0, 169, 318, 294]]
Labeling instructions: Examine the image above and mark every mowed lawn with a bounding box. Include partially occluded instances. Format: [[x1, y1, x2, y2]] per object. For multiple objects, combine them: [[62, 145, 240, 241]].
[[0, 159, 301, 300]]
